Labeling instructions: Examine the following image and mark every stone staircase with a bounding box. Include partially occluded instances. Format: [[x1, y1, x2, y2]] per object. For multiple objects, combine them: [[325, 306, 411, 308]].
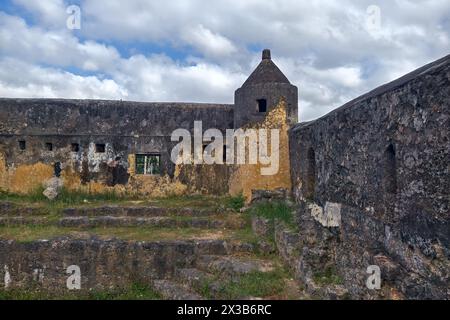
[[151, 254, 277, 300], [0, 204, 245, 230], [0, 201, 304, 300]]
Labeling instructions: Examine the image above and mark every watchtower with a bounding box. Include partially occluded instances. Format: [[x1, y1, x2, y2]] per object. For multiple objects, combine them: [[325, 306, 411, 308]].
[[234, 49, 298, 128]]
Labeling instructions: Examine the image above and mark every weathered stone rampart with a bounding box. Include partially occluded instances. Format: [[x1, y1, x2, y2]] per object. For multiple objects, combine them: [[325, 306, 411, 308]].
[[288, 54, 450, 299]]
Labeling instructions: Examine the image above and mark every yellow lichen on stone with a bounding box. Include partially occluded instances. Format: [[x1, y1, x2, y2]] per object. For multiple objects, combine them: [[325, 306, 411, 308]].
[[176, 161, 230, 195], [9, 162, 53, 194], [125, 153, 187, 197], [128, 154, 136, 176], [229, 97, 292, 202], [0, 152, 8, 192], [127, 174, 187, 197], [61, 165, 82, 191]]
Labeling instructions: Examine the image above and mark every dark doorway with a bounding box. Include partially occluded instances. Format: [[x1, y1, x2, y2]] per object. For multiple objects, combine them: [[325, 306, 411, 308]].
[[383, 144, 397, 194], [111, 157, 129, 185], [305, 147, 316, 200], [54, 162, 61, 178]]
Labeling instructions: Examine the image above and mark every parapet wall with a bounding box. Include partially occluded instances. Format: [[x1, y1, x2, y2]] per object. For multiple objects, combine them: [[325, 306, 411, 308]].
[[288, 54, 450, 299], [0, 99, 233, 137]]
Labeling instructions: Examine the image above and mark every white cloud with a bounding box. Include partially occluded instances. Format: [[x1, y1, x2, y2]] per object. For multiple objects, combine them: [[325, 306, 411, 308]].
[[0, 13, 121, 71], [12, 0, 67, 27], [113, 54, 245, 102], [0, 0, 449, 121], [0, 58, 127, 99], [181, 25, 237, 60]]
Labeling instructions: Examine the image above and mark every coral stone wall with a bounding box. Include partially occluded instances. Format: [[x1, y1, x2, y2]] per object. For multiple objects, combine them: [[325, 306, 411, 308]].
[[229, 98, 293, 201], [289, 55, 450, 299], [0, 238, 232, 291], [0, 99, 233, 196]]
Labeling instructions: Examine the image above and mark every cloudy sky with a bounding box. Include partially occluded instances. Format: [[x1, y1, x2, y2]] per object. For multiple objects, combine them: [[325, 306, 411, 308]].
[[0, 0, 449, 121]]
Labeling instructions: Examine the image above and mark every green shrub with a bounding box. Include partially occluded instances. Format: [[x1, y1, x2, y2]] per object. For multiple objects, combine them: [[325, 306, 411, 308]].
[[249, 201, 294, 227], [225, 193, 245, 211]]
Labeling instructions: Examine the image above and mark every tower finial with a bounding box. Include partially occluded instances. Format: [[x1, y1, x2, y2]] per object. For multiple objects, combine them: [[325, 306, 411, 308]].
[[262, 49, 271, 60]]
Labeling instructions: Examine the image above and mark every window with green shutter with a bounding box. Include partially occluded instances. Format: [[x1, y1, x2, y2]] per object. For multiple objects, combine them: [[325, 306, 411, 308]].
[[135, 154, 161, 175]]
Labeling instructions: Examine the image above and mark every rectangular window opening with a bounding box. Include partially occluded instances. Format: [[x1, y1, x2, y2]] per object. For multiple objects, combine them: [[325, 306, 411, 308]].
[[45, 142, 53, 151], [71, 143, 80, 152], [257, 99, 267, 113], [95, 144, 105, 153], [19, 140, 26, 151], [135, 154, 161, 175]]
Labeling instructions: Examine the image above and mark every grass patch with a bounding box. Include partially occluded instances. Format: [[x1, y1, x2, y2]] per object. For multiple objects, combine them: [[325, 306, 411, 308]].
[[313, 266, 343, 286], [0, 225, 230, 242], [249, 201, 294, 225], [0, 187, 47, 204], [195, 260, 301, 300], [152, 194, 221, 209], [215, 269, 289, 299], [229, 225, 259, 247], [0, 190, 238, 212], [152, 194, 244, 212], [54, 187, 135, 205], [0, 283, 161, 300], [0, 187, 138, 208]]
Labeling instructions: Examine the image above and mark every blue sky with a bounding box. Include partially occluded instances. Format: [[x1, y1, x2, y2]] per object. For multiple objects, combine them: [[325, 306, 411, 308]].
[[0, 0, 449, 121]]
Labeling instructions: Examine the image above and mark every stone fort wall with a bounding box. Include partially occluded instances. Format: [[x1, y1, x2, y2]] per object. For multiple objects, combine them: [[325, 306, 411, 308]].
[[0, 99, 234, 196], [0, 50, 298, 199], [288, 54, 449, 299], [0, 50, 448, 298]]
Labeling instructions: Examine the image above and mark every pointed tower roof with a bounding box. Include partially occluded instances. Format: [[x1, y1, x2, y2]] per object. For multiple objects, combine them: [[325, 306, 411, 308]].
[[241, 49, 290, 87]]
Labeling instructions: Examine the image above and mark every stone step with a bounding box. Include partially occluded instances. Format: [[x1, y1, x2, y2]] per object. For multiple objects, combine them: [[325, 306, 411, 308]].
[[0, 215, 244, 229], [58, 216, 243, 229], [0, 216, 49, 226], [152, 279, 204, 300], [175, 268, 222, 298], [0, 202, 44, 216], [63, 206, 220, 217], [196, 255, 275, 276]]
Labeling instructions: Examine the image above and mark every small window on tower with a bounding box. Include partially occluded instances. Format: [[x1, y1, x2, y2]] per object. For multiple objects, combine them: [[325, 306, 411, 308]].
[[19, 140, 26, 150], [45, 143, 53, 151], [95, 144, 105, 153], [257, 99, 267, 113]]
